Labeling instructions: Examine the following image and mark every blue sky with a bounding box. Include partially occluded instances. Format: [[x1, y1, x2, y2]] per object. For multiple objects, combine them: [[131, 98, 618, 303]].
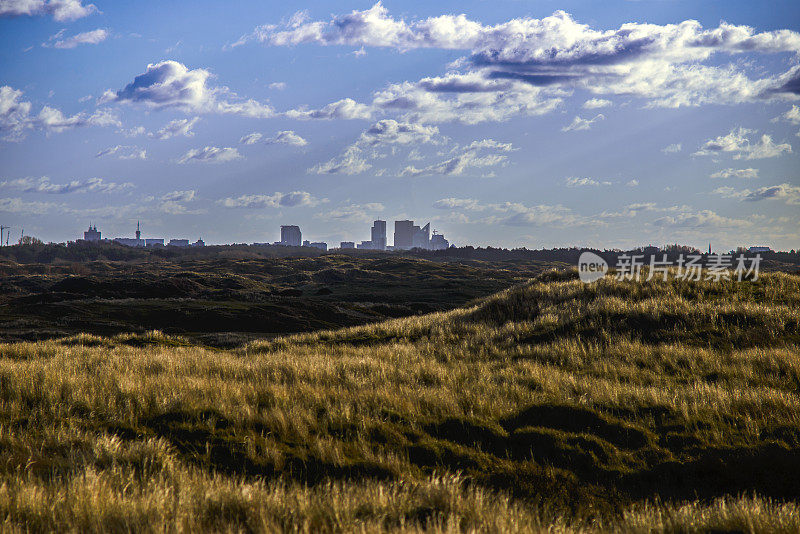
[[1, 0, 799, 250]]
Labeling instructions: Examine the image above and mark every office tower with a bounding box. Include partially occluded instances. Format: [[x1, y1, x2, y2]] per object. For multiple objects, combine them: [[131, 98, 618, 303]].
[[394, 220, 414, 249], [412, 222, 430, 249], [135, 221, 140, 241], [370, 220, 386, 250], [281, 225, 302, 247], [430, 232, 449, 250]]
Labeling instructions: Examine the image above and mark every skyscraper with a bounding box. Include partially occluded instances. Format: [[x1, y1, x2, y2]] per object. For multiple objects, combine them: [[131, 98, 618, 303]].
[[280, 225, 302, 247], [412, 222, 430, 249], [394, 220, 414, 249], [371, 220, 386, 250]]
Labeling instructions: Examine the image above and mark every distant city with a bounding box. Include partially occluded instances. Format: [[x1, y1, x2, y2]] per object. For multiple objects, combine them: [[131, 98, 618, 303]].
[[78, 219, 451, 251]]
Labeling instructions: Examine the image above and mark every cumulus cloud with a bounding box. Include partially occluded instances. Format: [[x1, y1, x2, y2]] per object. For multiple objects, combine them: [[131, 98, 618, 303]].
[[0, 0, 97, 21], [218, 191, 320, 208], [176, 146, 242, 164], [100, 60, 274, 118], [284, 98, 372, 120], [358, 119, 438, 146], [316, 202, 384, 222], [565, 176, 611, 187], [45, 28, 107, 49], [661, 143, 682, 154], [772, 104, 800, 125], [653, 209, 751, 228], [161, 190, 196, 202], [0, 176, 133, 194], [694, 127, 792, 159], [309, 145, 371, 175], [152, 116, 200, 139], [1, 86, 119, 141], [562, 114, 604, 132], [710, 168, 759, 179], [249, 3, 800, 114], [582, 98, 611, 109], [309, 119, 447, 175], [401, 139, 512, 177], [371, 73, 562, 124], [240, 130, 307, 146], [0, 197, 64, 215], [715, 183, 800, 204], [95, 145, 146, 160], [432, 197, 484, 210]]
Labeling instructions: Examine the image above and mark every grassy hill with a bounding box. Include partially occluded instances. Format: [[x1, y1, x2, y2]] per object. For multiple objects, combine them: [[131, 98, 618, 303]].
[[0, 255, 557, 346], [0, 270, 799, 531]]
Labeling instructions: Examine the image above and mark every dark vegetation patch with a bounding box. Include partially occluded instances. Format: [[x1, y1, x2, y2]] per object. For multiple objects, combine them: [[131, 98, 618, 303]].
[[0, 255, 552, 347]]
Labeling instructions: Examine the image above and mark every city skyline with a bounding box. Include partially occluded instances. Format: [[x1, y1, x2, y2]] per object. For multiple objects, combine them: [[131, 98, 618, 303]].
[[2, 1, 800, 250]]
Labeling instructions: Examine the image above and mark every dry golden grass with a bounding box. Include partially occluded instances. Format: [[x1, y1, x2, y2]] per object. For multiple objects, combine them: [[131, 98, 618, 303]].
[[0, 270, 798, 531]]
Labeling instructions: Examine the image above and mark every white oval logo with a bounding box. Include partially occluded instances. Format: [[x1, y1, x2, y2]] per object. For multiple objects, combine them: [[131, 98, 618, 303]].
[[578, 251, 608, 283]]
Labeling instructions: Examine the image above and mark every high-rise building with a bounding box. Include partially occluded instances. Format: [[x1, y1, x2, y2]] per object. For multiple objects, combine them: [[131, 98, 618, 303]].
[[83, 224, 101, 241], [370, 220, 386, 250], [394, 220, 414, 249], [340, 241, 355, 249], [280, 225, 302, 247], [412, 222, 430, 249], [430, 232, 449, 250]]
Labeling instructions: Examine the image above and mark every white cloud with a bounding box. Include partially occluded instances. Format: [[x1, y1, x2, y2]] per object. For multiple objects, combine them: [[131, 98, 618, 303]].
[[562, 114, 604, 132], [0, 0, 97, 21], [316, 202, 384, 222], [0, 176, 133, 194], [357, 119, 438, 146], [1, 85, 118, 141], [268, 82, 287, 90], [46, 28, 107, 49], [773, 105, 800, 125], [176, 146, 242, 164], [432, 198, 484, 210], [250, 4, 800, 112], [218, 191, 320, 208], [582, 98, 611, 109], [710, 168, 759, 179], [152, 116, 200, 139], [239, 132, 263, 145], [285, 98, 372, 120], [565, 176, 611, 187], [309, 119, 448, 175], [100, 60, 274, 118], [661, 143, 682, 154], [401, 138, 512, 176], [95, 145, 146, 160], [119, 125, 146, 137], [694, 127, 792, 159], [0, 197, 64, 215], [626, 179, 639, 187], [653, 209, 752, 228], [161, 190, 196, 202], [240, 130, 307, 146], [309, 145, 371, 175], [714, 183, 800, 205]]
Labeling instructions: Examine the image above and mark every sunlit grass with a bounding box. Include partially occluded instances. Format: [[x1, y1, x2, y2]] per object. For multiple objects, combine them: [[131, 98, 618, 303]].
[[0, 270, 798, 531]]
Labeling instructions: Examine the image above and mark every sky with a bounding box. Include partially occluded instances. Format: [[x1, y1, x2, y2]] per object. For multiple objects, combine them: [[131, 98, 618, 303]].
[[1, 0, 799, 250]]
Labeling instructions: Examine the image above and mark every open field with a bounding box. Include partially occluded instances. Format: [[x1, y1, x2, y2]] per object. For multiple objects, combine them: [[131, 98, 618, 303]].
[[0, 269, 799, 531]]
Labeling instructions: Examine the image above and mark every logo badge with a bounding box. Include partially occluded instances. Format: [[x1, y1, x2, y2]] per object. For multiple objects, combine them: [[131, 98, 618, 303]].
[[578, 251, 608, 283]]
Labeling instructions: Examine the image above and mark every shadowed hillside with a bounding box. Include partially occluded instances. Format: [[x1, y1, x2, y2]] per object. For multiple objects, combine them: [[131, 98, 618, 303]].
[[0, 270, 798, 531], [0, 255, 558, 346]]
